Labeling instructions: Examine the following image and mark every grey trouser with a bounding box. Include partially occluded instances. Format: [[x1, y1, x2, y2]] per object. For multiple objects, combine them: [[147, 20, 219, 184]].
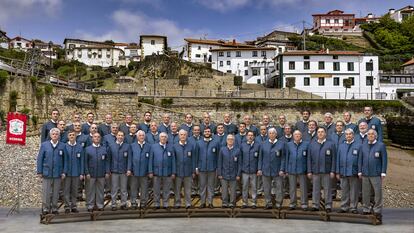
[[42, 178, 61, 212], [153, 176, 172, 207], [64, 177, 79, 209], [111, 173, 128, 207], [263, 175, 283, 207], [257, 176, 263, 193], [362, 176, 383, 214], [86, 177, 105, 209], [221, 179, 237, 206], [288, 174, 308, 208], [312, 174, 332, 209], [340, 176, 359, 211], [199, 171, 216, 205], [242, 173, 257, 205], [130, 176, 148, 206], [175, 176, 192, 207]]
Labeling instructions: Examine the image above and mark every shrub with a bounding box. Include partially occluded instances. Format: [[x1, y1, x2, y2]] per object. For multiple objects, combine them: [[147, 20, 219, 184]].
[[160, 98, 173, 108], [9, 90, 18, 111], [139, 97, 154, 105], [44, 84, 53, 95], [0, 70, 9, 87], [35, 87, 45, 98]]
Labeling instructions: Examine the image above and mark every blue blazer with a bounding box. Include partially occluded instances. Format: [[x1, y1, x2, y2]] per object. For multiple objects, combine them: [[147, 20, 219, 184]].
[[146, 132, 160, 144], [358, 117, 383, 142], [85, 145, 110, 178], [218, 146, 241, 180], [108, 142, 131, 174], [195, 138, 221, 172], [37, 141, 66, 178], [307, 140, 336, 174], [258, 140, 286, 177], [240, 141, 260, 174], [358, 141, 387, 176], [64, 142, 84, 177], [148, 143, 176, 176], [285, 140, 309, 175], [40, 120, 57, 143], [128, 142, 151, 176], [336, 141, 361, 176], [173, 141, 197, 177]]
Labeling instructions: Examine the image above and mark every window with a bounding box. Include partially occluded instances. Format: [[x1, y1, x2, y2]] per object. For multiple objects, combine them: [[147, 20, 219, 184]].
[[318, 61, 325, 70], [151, 40, 155, 45], [219, 61, 223, 67], [304, 77, 310, 86], [304, 61, 310, 70], [244, 70, 248, 75], [244, 61, 248, 67], [252, 51, 258, 57], [198, 46, 201, 50], [227, 70, 232, 73], [366, 76, 373, 86], [257, 79, 261, 84], [261, 51, 266, 57], [366, 62, 373, 71], [289, 61, 295, 70], [326, 19, 330, 24], [219, 52, 224, 57], [253, 69, 259, 75], [333, 62, 340, 71], [347, 62, 354, 71], [106, 54, 110, 58], [334, 19, 339, 24], [318, 77, 325, 86], [78, 53, 82, 58], [236, 51, 241, 57], [227, 51, 231, 57], [195, 54, 201, 58], [98, 54, 102, 58], [265, 68, 269, 74], [227, 61, 231, 65], [333, 77, 340, 86], [333, 55, 338, 59], [69, 44, 75, 49], [304, 55, 310, 60], [349, 77, 355, 86]]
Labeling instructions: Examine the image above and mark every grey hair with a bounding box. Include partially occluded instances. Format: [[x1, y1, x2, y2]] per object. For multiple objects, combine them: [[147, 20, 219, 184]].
[[159, 132, 168, 139], [268, 127, 277, 135], [49, 128, 61, 136], [368, 129, 378, 138], [226, 134, 235, 140], [179, 129, 188, 135], [344, 128, 354, 135], [324, 112, 333, 118], [136, 130, 146, 137]]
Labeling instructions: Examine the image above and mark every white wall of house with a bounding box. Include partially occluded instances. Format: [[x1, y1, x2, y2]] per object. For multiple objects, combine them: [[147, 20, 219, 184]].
[[9, 38, 32, 51], [66, 47, 124, 67], [211, 49, 277, 84], [277, 53, 379, 99], [183, 43, 222, 63], [140, 36, 166, 58]]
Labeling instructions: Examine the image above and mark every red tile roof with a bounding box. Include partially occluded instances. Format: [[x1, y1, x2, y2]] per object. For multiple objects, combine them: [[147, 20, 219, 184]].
[[402, 58, 414, 67], [280, 50, 363, 56], [210, 47, 276, 52], [184, 38, 253, 48]]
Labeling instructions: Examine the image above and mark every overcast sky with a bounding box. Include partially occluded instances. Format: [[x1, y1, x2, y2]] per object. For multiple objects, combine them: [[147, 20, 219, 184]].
[[0, 0, 412, 49]]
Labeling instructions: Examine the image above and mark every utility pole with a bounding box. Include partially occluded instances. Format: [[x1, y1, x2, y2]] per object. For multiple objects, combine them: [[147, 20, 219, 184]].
[[302, 20, 306, 50]]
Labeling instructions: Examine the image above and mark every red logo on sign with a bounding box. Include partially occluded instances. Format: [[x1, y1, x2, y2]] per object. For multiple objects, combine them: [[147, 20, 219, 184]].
[[6, 112, 27, 145]]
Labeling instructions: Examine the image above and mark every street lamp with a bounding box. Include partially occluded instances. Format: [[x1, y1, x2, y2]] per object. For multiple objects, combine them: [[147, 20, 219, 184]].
[[48, 41, 53, 69], [369, 59, 373, 100], [263, 56, 267, 97]]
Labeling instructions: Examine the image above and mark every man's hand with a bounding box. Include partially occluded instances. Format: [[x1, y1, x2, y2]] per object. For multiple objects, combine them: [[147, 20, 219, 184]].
[[86, 174, 91, 180], [307, 173, 312, 179], [218, 176, 223, 179], [330, 172, 335, 179], [148, 173, 153, 179], [336, 174, 340, 180], [61, 174, 66, 179], [358, 173, 362, 179], [279, 171, 284, 177], [127, 171, 132, 176], [171, 174, 176, 179], [80, 175, 84, 180], [257, 170, 262, 176], [37, 174, 43, 179], [236, 176, 240, 181]]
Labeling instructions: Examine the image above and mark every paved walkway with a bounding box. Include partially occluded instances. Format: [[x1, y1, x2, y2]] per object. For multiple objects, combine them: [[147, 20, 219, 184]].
[[0, 208, 413, 233]]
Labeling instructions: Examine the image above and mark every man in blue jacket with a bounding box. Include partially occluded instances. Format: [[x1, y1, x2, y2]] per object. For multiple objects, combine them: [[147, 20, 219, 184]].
[[40, 108, 59, 142], [167, 122, 180, 146], [214, 123, 227, 147], [124, 123, 137, 144], [158, 113, 171, 134], [138, 111, 152, 133], [235, 123, 247, 148], [243, 115, 259, 136], [307, 127, 336, 212], [295, 110, 311, 134], [355, 122, 368, 145], [98, 113, 113, 137], [119, 113, 134, 136], [180, 113, 194, 137], [63, 130, 84, 214], [108, 131, 131, 210], [37, 127, 66, 214], [128, 130, 151, 209], [258, 128, 286, 209], [223, 113, 238, 135], [302, 120, 317, 142], [200, 112, 216, 135], [81, 112, 95, 135], [173, 129, 196, 209], [336, 128, 360, 214], [358, 106, 383, 142], [195, 127, 220, 208], [240, 131, 260, 208], [149, 132, 176, 209], [256, 125, 268, 144], [358, 129, 387, 221], [146, 121, 160, 144], [329, 121, 346, 148], [218, 134, 241, 208], [285, 130, 309, 211], [58, 120, 68, 143], [85, 132, 110, 212], [343, 112, 358, 133]]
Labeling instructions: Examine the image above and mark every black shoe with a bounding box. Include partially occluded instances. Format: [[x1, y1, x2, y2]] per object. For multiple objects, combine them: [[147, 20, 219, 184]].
[[42, 210, 49, 215], [155, 206, 160, 210], [87, 209, 93, 212], [52, 211, 59, 215], [311, 208, 319, 212], [98, 208, 104, 211], [351, 210, 358, 214], [229, 205, 235, 209], [265, 205, 272, 210], [208, 204, 214, 209], [326, 208, 332, 213], [71, 208, 79, 213], [131, 204, 138, 210], [222, 205, 228, 208], [65, 209, 70, 214], [186, 205, 191, 209], [337, 209, 346, 213], [241, 205, 248, 209], [120, 205, 128, 210], [289, 207, 295, 210], [174, 206, 180, 209], [111, 207, 117, 211], [302, 207, 308, 211], [362, 211, 370, 215], [252, 205, 257, 209], [199, 204, 206, 209]]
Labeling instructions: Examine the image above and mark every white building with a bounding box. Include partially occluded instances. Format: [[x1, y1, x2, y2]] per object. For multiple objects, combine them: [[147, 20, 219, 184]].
[[378, 58, 414, 100], [388, 6, 414, 23], [312, 10, 361, 36], [9, 36, 32, 51], [183, 38, 254, 63], [139, 35, 167, 59], [275, 50, 379, 99], [0, 30, 10, 49], [211, 47, 277, 84], [32, 40, 61, 60]]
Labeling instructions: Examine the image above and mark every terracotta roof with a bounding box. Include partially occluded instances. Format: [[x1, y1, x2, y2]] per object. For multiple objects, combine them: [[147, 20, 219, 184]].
[[72, 46, 124, 51], [210, 47, 276, 52], [184, 38, 253, 48], [10, 36, 32, 42], [63, 38, 113, 46], [126, 45, 140, 49], [402, 58, 414, 67], [114, 42, 129, 46], [312, 10, 354, 17], [280, 50, 363, 56]]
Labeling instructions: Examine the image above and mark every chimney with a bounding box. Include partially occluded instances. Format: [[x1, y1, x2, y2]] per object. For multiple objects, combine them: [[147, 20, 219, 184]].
[[389, 8, 395, 14], [232, 39, 236, 45]]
